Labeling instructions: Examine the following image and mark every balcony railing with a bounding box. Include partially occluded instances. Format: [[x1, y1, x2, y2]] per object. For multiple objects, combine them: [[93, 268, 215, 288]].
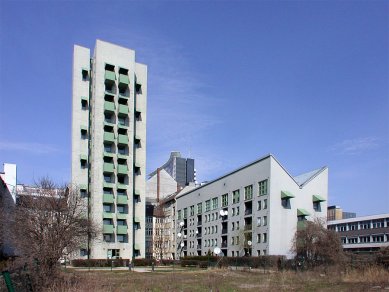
[[104, 132, 115, 143], [103, 162, 115, 173], [197, 245, 202, 250], [103, 194, 114, 204], [118, 104, 129, 115], [197, 220, 202, 226], [104, 101, 115, 113], [118, 74, 129, 89], [196, 233, 202, 238], [117, 225, 127, 235], [117, 164, 128, 175], [103, 224, 114, 234], [105, 70, 116, 86], [118, 134, 129, 145], [116, 195, 128, 205], [244, 224, 252, 231], [245, 209, 252, 216], [221, 242, 228, 248], [222, 228, 228, 234]]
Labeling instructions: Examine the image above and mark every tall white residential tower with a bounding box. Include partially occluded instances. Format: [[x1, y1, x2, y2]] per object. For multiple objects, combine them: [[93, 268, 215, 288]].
[[72, 40, 147, 259]]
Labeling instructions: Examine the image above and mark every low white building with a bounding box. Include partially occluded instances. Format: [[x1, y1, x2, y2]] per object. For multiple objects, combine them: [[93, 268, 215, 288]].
[[176, 154, 328, 258], [327, 213, 389, 253]]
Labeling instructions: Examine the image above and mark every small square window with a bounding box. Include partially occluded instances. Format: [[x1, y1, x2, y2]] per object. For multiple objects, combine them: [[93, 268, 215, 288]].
[[81, 99, 88, 110]]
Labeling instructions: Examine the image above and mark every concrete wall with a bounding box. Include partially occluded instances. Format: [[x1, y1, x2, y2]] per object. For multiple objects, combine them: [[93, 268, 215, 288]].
[[146, 169, 177, 201]]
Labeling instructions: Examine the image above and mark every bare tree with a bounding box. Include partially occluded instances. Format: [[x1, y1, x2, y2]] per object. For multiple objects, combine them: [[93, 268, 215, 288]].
[[153, 205, 168, 260], [11, 178, 97, 288], [291, 218, 344, 267]]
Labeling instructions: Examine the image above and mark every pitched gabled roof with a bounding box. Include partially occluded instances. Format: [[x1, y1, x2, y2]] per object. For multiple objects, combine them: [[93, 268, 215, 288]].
[[293, 167, 327, 187]]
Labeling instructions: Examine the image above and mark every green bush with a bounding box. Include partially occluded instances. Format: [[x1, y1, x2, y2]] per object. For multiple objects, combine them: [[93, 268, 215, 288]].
[[132, 258, 154, 266]]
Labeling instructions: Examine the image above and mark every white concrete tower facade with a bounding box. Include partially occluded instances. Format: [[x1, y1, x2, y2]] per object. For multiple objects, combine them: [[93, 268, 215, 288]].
[[72, 40, 147, 259]]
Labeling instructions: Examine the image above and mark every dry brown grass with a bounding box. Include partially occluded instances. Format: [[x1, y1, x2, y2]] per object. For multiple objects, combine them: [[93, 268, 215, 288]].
[[12, 266, 389, 292]]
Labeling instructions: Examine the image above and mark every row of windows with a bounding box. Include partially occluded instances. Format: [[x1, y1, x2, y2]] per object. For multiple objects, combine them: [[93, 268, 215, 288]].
[[178, 180, 269, 219], [330, 219, 389, 232], [341, 234, 388, 244], [103, 234, 128, 243]]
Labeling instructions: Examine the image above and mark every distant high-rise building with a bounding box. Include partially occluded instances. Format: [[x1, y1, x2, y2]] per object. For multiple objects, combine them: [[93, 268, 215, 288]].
[[327, 205, 356, 221], [149, 152, 195, 189], [71, 40, 147, 259]]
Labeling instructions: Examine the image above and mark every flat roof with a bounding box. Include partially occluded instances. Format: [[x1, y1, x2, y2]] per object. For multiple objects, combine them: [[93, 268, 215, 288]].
[[328, 213, 389, 225]]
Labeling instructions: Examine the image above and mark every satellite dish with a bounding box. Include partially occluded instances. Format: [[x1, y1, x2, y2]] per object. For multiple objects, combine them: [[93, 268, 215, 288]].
[[219, 210, 225, 216], [214, 247, 221, 255], [195, 230, 198, 234], [224, 210, 228, 215], [177, 232, 182, 238], [179, 221, 185, 227], [183, 235, 187, 239], [247, 240, 252, 246], [180, 242, 184, 247]]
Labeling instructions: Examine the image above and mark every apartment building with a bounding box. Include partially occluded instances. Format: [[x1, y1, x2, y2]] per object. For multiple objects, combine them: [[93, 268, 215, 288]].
[[327, 205, 356, 221], [176, 154, 328, 258], [327, 214, 389, 253], [71, 40, 147, 259]]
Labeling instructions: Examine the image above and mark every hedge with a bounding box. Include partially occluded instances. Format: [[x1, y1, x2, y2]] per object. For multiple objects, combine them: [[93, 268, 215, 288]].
[[71, 259, 129, 267]]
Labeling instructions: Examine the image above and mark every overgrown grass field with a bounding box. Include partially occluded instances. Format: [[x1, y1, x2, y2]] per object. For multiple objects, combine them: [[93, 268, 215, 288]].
[[46, 266, 389, 291]]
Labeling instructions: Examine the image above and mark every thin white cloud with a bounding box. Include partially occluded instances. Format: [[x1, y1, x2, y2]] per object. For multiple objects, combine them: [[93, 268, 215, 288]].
[[0, 141, 60, 155], [329, 137, 380, 155]]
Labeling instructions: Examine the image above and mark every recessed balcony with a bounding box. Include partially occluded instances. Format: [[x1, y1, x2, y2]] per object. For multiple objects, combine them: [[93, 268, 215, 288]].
[[118, 74, 129, 90], [105, 70, 116, 86], [104, 101, 115, 113]]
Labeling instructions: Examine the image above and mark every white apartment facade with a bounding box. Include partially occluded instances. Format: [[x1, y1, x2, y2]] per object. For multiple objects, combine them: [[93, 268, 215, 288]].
[[72, 40, 147, 259], [176, 154, 328, 258]]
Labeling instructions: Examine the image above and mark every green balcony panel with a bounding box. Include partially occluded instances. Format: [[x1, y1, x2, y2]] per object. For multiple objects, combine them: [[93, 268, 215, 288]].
[[103, 212, 114, 219], [103, 182, 114, 189], [297, 221, 307, 230], [134, 243, 140, 250], [104, 101, 115, 113], [117, 213, 128, 220], [312, 195, 326, 202], [80, 125, 88, 131], [103, 162, 115, 173], [117, 154, 129, 161], [81, 96, 88, 102], [118, 123, 128, 130], [105, 70, 116, 86], [80, 154, 88, 161], [103, 194, 114, 204], [117, 195, 128, 205], [118, 74, 129, 87], [117, 164, 128, 174], [117, 225, 127, 235], [118, 104, 129, 115], [134, 162, 141, 169], [117, 184, 128, 190], [118, 134, 129, 145], [103, 152, 115, 158], [104, 132, 115, 142], [134, 217, 140, 223], [281, 191, 295, 199], [134, 135, 141, 143], [297, 208, 310, 217], [103, 224, 114, 234]]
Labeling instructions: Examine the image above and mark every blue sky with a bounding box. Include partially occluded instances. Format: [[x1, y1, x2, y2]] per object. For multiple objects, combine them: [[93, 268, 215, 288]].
[[0, 1, 388, 216]]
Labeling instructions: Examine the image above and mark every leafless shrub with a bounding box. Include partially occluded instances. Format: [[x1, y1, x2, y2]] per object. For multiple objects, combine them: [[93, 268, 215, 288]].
[[291, 218, 345, 268], [10, 177, 98, 289]]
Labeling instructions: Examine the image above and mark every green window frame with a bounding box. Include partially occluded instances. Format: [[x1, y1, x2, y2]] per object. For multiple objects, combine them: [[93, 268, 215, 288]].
[[244, 185, 253, 200], [197, 203, 202, 214], [258, 179, 268, 196], [205, 200, 211, 212], [232, 190, 240, 204], [212, 197, 218, 210], [222, 193, 228, 207], [178, 210, 182, 220], [183, 208, 188, 219], [190, 205, 194, 216]]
